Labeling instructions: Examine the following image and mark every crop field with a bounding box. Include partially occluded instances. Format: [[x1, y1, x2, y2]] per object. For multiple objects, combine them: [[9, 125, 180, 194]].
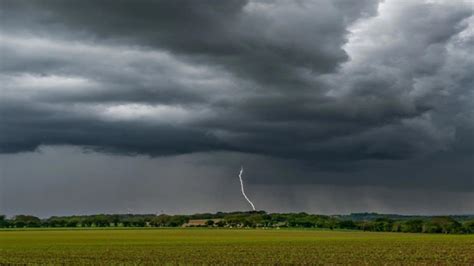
[[1, 228, 473, 264]]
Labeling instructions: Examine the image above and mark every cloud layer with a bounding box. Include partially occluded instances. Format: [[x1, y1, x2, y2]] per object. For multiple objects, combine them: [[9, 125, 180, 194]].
[[1, 0, 473, 194]]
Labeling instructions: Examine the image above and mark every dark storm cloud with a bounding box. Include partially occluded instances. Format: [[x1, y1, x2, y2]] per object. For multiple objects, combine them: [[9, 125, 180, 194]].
[[0, 0, 473, 192], [4, 0, 376, 73], [1, 147, 473, 217]]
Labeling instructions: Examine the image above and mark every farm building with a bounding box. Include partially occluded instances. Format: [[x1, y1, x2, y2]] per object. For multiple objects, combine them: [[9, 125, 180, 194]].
[[182, 219, 222, 227]]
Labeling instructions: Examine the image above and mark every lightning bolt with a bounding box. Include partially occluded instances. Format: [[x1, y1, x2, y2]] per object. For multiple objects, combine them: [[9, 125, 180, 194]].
[[238, 166, 256, 211]]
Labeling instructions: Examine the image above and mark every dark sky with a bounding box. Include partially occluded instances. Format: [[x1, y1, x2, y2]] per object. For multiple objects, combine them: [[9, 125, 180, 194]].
[[1, 0, 473, 217]]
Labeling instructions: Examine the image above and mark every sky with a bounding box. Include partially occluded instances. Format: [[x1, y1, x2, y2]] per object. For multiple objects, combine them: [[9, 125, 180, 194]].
[[0, 0, 473, 217]]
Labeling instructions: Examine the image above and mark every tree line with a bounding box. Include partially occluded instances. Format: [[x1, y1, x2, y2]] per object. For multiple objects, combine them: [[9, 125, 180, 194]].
[[1, 212, 473, 234]]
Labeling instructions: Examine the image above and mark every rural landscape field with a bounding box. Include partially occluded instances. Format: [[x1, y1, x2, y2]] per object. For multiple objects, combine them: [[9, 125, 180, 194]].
[[1, 228, 473, 264], [2, 0, 474, 264]]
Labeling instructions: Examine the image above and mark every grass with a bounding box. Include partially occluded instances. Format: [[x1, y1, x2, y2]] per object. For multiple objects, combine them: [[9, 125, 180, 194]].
[[1, 228, 473, 264]]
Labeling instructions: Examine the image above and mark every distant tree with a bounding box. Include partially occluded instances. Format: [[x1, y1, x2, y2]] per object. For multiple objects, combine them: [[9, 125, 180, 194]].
[[402, 219, 423, 233], [424, 217, 462, 234], [110, 215, 121, 227], [337, 220, 357, 229], [66, 218, 80, 227], [462, 220, 474, 233], [270, 214, 287, 224], [2, 212, 471, 233], [122, 220, 132, 227], [150, 215, 171, 227], [167, 216, 188, 227], [225, 216, 244, 227], [358, 221, 375, 231], [391, 222, 402, 232], [373, 218, 394, 232], [13, 215, 41, 228], [259, 214, 272, 227], [131, 217, 146, 227], [82, 217, 94, 227], [47, 216, 67, 227], [245, 214, 264, 228], [91, 215, 110, 227], [215, 220, 226, 227], [0, 215, 7, 228]]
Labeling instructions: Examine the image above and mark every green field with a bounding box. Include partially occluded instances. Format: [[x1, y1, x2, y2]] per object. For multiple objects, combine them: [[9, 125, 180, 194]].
[[1, 228, 473, 264]]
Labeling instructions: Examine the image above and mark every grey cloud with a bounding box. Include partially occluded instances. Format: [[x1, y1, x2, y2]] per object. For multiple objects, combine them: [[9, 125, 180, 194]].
[[2, 0, 378, 83], [1, 147, 473, 217], [0, 0, 473, 194]]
